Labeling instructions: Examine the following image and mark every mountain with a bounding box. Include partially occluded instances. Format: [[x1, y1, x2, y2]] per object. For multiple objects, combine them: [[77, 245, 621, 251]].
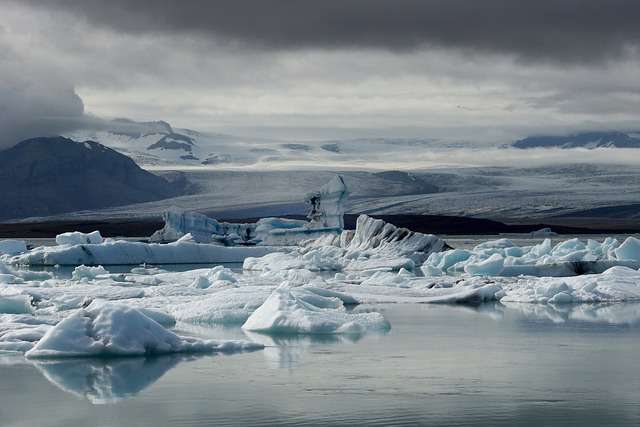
[[0, 137, 185, 220], [65, 118, 481, 169], [513, 131, 640, 149], [65, 119, 279, 168]]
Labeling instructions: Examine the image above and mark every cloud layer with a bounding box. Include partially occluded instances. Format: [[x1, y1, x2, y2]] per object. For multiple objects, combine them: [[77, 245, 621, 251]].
[[1, 1, 640, 151], [22, 0, 640, 63]]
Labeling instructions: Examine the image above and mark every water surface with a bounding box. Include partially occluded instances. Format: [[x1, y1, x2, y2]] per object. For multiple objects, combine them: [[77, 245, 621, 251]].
[[2, 303, 640, 426]]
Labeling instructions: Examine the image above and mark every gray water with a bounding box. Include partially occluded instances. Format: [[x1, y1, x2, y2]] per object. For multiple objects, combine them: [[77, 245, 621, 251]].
[[2, 303, 640, 426]]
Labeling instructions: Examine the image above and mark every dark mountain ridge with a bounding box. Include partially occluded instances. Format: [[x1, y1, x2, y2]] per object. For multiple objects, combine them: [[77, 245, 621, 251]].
[[0, 137, 185, 220]]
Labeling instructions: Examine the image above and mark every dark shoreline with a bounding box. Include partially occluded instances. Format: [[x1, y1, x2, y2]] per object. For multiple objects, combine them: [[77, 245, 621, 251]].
[[1, 214, 638, 239]]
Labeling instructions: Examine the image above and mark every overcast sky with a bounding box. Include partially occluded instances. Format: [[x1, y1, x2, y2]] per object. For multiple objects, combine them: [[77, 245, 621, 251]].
[[2, 0, 640, 148]]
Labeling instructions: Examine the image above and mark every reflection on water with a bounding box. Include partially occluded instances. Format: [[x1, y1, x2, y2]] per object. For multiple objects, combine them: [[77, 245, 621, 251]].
[[501, 301, 640, 325], [32, 355, 190, 404], [245, 331, 367, 369], [2, 303, 640, 426]]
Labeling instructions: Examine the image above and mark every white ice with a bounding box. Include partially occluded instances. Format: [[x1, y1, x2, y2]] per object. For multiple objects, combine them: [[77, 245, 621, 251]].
[[242, 284, 389, 335], [11, 236, 281, 266], [25, 301, 263, 358], [56, 231, 103, 246], [422, 236, 640, 277]]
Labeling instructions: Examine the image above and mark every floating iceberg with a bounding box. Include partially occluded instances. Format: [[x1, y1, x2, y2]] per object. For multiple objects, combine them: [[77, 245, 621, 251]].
[[150, 208, 257, 244], [245, 215, 448, 272], [423, 236, 640, 277], [306, 175, 348, 229], [530, 227, 557, 237], [71, 265, 110, 281], [11, 235, 281, 266], [500, 266, 640, 303], [25, 302, 263, 358], [56, 231, 103, 246], [150, 176, 348, 246], [242, 284, 390, 335]]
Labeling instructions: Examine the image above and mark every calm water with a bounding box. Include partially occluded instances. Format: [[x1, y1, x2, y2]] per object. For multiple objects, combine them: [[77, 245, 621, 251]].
[[2, 303, 640, 426]]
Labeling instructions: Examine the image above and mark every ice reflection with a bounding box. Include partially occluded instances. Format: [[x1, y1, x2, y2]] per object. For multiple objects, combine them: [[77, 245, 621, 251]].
[[245, 331, 377, 369], [31, 355, 191, 404], [501, 302, 640, 325]]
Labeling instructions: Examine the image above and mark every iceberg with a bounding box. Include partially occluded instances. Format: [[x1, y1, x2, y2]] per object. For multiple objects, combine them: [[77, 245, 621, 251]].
[[71, 265, 110, 281], [0, 240, 27, 256], [25, 302, 263, 358], [242, 284, 390, 335], [530, 227, 557, 237], [245, 215, 448, 273], [423, 236, 640, 277], [11, 236, 281, 266], [500, 266, 640, 303], [150, 208, 257, 244], [306, 175, 348, 229], [56, 231, 103, 246], [150, 176, 349, 246]]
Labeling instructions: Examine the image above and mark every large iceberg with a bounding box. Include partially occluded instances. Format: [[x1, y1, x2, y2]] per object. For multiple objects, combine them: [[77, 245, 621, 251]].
[[25, 302, 263, 358], [11, 234, 281, 266], [423, 237, 640, 277], [245, 215, 448, 272], [150, 208, 257, 245], [150, 176, 349, 246], [306, 175, 348, 229]]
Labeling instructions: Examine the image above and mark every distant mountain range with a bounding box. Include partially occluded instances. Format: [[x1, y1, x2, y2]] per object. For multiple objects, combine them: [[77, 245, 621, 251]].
[[513, 131, 640, 149], [64, 118, 473, 169], [0, 137, 186, 220]]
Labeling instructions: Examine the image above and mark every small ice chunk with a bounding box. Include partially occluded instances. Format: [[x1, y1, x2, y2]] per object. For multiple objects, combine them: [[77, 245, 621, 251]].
[[72, 265, 110, 281], [530, 228, 558, 237], [190, 266, 238, 289]]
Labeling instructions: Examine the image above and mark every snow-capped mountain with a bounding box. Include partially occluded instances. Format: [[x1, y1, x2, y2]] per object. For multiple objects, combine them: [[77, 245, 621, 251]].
[[66, 119, 269, 167], [513, 131, 640, 149], [65, 119, 480, 169]]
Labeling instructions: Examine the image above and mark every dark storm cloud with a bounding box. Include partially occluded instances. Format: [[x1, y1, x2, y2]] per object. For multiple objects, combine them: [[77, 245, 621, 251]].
[[21, 0, 640, 62], [0, 34, 86, 149]]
